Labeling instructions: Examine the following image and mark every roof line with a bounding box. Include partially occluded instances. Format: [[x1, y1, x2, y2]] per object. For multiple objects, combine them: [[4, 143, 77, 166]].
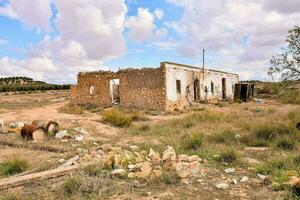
[[161, 61, 239, 76]]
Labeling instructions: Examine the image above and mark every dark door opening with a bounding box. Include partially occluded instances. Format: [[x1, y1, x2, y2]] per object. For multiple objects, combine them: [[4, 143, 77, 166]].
[[222, 78, 226, 99], [194, 79, 200, 102]]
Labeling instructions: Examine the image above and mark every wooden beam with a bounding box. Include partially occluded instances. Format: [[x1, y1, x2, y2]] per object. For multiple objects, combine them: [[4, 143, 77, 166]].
[[0, 165, 79, 191]]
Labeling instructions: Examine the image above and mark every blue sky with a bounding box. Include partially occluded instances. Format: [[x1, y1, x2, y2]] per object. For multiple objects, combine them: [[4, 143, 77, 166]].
[[0, 0, 299, 83]]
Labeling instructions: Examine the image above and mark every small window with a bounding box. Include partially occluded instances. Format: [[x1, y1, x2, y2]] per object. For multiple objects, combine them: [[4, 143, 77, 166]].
[[211, 81, 214, 94], [176, 80, 181, 94]]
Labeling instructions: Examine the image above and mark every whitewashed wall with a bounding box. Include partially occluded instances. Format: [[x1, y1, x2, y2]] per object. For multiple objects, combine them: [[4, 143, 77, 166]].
[[165, 63, 239, 105]]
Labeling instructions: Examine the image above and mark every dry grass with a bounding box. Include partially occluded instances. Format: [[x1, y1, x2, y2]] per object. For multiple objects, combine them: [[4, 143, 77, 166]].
[[0, 156, 29, 177], [58, 103, 83, 115]]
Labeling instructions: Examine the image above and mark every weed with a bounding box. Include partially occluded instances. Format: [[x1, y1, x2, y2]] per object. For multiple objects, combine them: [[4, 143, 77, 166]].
[[102, 108, 132, 127], [276, 138, 296, 151], [83, 163, 104, 177], [209, 129, 236, 145], [0, 157, 29, 176], [218, 148, 238, 163], [160, 170, 181, 185], [129, 111, 149, 121], [62, 176, 81, 195], [182, 131, 203, 151], [58, 103, 83, 115]]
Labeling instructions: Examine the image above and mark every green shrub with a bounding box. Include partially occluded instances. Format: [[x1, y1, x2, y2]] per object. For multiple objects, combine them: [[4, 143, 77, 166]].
[[58, 103, 83, 115], [102, 108, 132, 127], [62, 177, 81, 195], [182, 132, 203, 151], [276, 138, 296, 151], [83, 163, 104, 177], [252, 124, 295, 141], [160, 171, 181, 185], [129, 111, 149, 121], [218, 148, 238, 163], [210, 129, 236, 145], [0, 157, 29, 176]]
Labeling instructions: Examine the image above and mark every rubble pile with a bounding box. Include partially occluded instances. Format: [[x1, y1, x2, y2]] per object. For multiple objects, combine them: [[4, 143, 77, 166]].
[[78, 145, 205, 183]]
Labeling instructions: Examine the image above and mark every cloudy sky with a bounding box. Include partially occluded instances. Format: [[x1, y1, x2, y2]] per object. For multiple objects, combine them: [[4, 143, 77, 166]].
[[0, 0, 299, 83]]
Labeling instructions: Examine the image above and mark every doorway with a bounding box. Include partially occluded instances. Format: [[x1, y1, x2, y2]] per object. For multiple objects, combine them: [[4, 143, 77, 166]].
[[194, 79, 200, 102], [222, 78, 226, 99], [110, 79, 120, 104]]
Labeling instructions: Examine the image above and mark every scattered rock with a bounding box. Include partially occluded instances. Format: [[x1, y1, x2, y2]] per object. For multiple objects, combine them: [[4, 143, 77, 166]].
[[111, 169, 126, 177], [148, 148, 161, 165], [0, 127, 8, 134], [188, 155, 202, 163], [224, 168, 235, 174], [176, 161, 201, 178], [75, 135, 84, 142], [240, 176, 249, 182], [55, 130, 71, 139], [178, 154, 189, 162], [9, 123, 16, 128], [257, 174, 267, 180], [100, 144, 112, 152], [135, 162, 152, 178], [244, 147, 269, 152], [242, 157, 261, 165], [128, 172, 135, 178], [162, 146, 176, 162], [150, 169, 163, 179], [74, 127, 89, 135], [235, 134, 241, 140], [232, 179, 237, 185], [216, 183, 229, 190], [58, 159, 65, 163], [289, 176, 300, 189], [181, 178, 190, 185], [129, 145, 139, 151], [0, 119, 3, 127]]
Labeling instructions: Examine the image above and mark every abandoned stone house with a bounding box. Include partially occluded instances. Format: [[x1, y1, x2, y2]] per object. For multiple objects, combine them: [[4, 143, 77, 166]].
[[70, 62, 239, 111]]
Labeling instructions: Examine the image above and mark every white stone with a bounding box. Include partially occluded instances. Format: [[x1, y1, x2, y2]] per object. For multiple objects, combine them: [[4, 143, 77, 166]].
[[162, 146, 176, 162], [232, 179, 237, 184], [111, 169, 126, 177], [257, 174, 267, 180], [240, 176, 249, 182], [216, 183, 229, 190], [0, 119, 4, 127], [55, 130, 71, 139], [224, 168, 235, 174], [75, 135, 84, 142], [58, 159, 65, 163]]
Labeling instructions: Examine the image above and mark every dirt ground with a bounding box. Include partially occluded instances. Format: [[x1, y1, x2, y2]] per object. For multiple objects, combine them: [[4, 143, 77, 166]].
[[0, 91, 299, 200]]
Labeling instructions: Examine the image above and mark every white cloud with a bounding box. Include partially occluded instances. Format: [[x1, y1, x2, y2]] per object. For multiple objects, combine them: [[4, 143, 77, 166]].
[[154, 9, 164, 20], [166, 0, 300, 80], [0, 39, 8, 44], [0, 0, 127, 83], [125, 7, 167, 43], [0, 0, 52, 31], [153, 40, 179, 50]]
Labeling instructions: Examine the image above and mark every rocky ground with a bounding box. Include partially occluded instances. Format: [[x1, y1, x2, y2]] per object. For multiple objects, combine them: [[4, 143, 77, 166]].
[[0, 91, 299, 199]]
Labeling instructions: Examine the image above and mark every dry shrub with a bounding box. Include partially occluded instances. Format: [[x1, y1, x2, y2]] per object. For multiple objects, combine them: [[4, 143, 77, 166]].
[[102, 108, 132, 127], [0, 156, 29, 177], [59, 103, 83, 115]]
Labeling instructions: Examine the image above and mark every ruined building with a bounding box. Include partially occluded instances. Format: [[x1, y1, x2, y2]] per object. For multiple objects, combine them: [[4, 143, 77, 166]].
[[70, 62, 239, 111]]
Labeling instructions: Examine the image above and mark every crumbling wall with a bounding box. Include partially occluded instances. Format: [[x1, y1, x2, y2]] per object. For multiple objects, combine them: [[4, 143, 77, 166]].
[[71, 66, 167, 110]]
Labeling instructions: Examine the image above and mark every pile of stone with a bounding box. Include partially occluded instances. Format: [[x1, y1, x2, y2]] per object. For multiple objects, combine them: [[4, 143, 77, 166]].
[[79, 145, 204, 183]]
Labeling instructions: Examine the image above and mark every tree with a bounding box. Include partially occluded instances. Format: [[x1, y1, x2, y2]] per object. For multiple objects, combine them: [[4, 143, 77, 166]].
[[269, 26, 300, 81]]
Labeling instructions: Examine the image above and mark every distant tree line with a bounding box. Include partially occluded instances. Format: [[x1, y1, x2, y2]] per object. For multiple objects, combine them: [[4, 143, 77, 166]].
[[0, 76, 71, 93]]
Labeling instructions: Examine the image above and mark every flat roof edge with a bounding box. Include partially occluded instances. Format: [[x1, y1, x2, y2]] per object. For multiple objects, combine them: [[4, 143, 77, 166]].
[[162, 61, 239, 76]]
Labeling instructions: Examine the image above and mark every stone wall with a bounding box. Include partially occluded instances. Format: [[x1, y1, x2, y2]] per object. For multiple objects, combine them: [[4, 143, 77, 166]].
[[71, 66, 167, 110]]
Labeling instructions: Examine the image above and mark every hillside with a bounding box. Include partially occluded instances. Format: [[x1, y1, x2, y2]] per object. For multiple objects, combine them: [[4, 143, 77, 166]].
[[0, 76, 70, 93]]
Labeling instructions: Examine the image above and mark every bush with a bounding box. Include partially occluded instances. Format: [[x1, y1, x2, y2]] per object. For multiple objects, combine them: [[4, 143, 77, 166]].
[[83, 163, 104, 177], [276, 138, 296, 151], [281, 90, 300, 105], [218, 148, 238, 163], [0, 157, 29, 176], [160, 170, 181, 185], [182, 131, 203, 151], [102, 108, 132, 127], [210, 129, 236, 145], [129, 111, 149, 121], [252, 124, 295, 141], [58, 103, 83, 115], [62, 177, 81, 195]]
